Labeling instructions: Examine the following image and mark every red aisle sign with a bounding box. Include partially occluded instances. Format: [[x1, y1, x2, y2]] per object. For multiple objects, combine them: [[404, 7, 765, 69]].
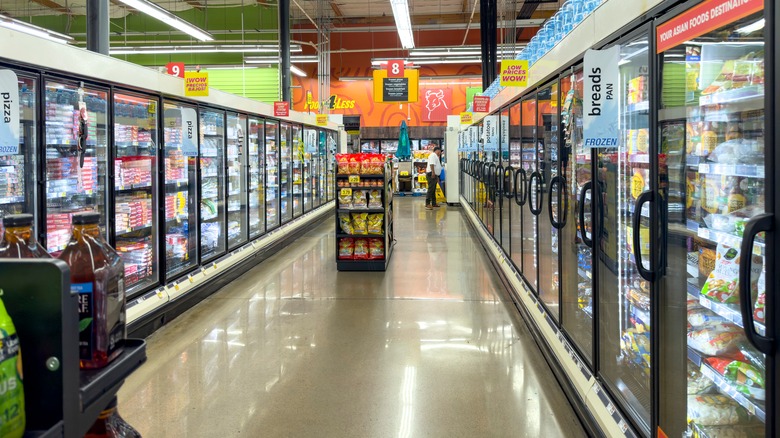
[[387, 59, 405, 78], [274, 101, 290, 117], [166, 62, 185, 78], [656, 0, 764, 53], [473, 95, 490, 113]]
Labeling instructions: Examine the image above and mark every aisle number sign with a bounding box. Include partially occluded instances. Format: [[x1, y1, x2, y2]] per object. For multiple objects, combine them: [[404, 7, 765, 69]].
[[583, 47, 620, 148], [460, 112, 473, 125], [499, 60, 529, 87], [483, 115, 499, 152], [348, 175, 361, 184], [0, 70, 20, 155], [316, 114, 328, 126], [181, 107, 198, 157], [387, 60, 405, 78], [167, 62, 185, 78], [656, 0, 764, 53], [184, 72, 209, 96], [372, 69, 419, 103]]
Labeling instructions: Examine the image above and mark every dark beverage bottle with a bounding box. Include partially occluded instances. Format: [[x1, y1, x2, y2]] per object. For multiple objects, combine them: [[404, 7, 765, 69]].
[[0, 214, 51, 258], [58, 212, 126, 369], [84, 398, 141, 438]]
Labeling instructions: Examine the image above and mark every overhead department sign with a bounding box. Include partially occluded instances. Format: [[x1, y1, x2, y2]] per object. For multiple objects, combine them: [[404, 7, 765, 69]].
[[583, 47, 619, 148], [483, 115, 498, 152], [0, 70, 20, 155]]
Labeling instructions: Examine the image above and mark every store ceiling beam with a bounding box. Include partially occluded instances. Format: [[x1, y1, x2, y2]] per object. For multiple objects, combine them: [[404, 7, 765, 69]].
[[183, 0, 204, 10], [518, 0, 556, 19], [29, 0, 71, 15], [292, 18, 542, 33], [329, 1, 343, 17]]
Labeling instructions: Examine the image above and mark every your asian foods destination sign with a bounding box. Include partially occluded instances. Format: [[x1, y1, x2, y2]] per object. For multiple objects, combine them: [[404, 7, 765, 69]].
[[657, 0, 763, 53], [583, 47, 619, 148]]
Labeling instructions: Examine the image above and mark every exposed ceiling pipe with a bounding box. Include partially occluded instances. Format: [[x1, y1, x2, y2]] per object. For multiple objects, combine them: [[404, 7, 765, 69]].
[[462, 0, 480, 46], [291, 0, 328, 42]]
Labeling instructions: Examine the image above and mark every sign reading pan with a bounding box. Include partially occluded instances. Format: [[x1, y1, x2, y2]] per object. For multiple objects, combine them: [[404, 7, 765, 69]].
[[372, 69, 419, 103]]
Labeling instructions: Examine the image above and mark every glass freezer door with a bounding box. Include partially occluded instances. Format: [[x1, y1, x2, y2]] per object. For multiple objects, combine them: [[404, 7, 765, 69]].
[[291, 124, 304, 217], [226, 113, 248, 249], [44, 80, 109, 256], [113, 92, 159, 295], [657, 10, 770, 438], [327, 131, 337, 201], [162, 101, 198, 278], [521, 97, 538, 291], [265, 120, 280, 230], [538, 84, 561, 320], [302, 126, 315, 213], [279, 122, 293, 223], [596, 33, 652, 434], [0, 71, 37, 235], [248, 118, 265, 239], [509, 102, 524, 271], [199, 109, 226, 262]]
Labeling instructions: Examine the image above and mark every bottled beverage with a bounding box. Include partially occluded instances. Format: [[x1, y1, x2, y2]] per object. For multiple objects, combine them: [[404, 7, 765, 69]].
[[84, 398, 141, 438], [0, 214, 52, 258], [0, 294, 24, 438], [58, 212, 126, 369]]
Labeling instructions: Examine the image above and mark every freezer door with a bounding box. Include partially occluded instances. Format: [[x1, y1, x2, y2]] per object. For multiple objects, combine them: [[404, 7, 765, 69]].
[[113, 92, 160, 296], [162, 101, 198, 279], [303, 127, 316, 213], [595, 33, 652, 435], [226, 113, 248, 249], [509, 103, 524, 271], [248, 118, 265, 239], [44, 80, 109, 256], [291, 124, 304, 218], [500, 107, 512, 256], [656, 9, 771, 438], [521, 97, 538, 291], [265, 120, 280, 229], [538, 84, 561, 320], [199, 109, 226, 262], [279, 122, 293, 223]]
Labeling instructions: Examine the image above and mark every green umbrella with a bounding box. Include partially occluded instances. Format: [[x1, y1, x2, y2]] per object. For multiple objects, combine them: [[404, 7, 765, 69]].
[[396, 120, 411, 159]]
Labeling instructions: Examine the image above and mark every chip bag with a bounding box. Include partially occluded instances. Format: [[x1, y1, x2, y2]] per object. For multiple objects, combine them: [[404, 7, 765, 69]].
[[336, 154, 350, 174], [353, 238, 369, 259], [701, 243, 762, 304], [352, 190, 367, 209], [368, 190, 382, 208], [339, 213, 354, 235], [352, 213, 368, 235], [348, 154, 362, 174], [339, 190, 353, 209], [367, 214, 384, 235], [339, 238, 355, 259], [368, 238, 384, 259]]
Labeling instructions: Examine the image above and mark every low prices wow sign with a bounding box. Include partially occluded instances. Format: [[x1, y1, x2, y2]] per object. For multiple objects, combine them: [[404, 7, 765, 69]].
[[499, 60, 529, 87], [184, 72, 209, 97]]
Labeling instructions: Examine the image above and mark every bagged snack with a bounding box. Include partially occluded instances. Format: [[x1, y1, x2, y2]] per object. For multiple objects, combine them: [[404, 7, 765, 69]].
[[687, 395, 749, 426], [688, 307, 725, 328], [352, 190, 367, 209], [701, 243, 762, 304], [687, 323, 745, 356], [368, 238, 384, 259], [353, 238, 369, 259], [348, 154, 362, 174], [707, 357, 765, 400], [339, 213, 354, 235], [368, 190, 382, 208], [338, 238, 355, 259], [367, 214, 384, 235], [339, 190, 353, 209], [687, 361, 715, 395], [336, 154, 350, 174], [737, 340, 766, 372], [352, 213, 368, 235]]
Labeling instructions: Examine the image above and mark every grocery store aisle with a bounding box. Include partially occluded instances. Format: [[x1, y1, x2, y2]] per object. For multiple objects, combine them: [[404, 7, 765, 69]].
[[118, 198, 585, 438]]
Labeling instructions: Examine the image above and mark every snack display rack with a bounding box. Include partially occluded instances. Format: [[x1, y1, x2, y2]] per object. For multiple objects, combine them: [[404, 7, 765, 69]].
[[336, 155, 393, 271], [411, 150, 430, 195]]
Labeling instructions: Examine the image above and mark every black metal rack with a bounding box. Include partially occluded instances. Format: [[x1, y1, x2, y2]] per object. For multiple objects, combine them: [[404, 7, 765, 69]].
[[336, 161, 394, 271], [0, 259, 146, 438]]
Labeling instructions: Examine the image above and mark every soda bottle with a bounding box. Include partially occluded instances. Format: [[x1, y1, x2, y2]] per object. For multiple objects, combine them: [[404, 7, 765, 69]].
[[58, 212, 126, 369], [84, 398, 141, 438], [0, 214, 51, 258]]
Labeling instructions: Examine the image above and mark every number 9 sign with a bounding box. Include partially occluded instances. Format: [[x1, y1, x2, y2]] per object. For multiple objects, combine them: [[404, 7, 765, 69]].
[[387, 59, 404, 78], [167, 62, 185, 78]]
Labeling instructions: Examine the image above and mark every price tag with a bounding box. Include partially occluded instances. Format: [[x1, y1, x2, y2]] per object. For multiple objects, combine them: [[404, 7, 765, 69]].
[[348, 175, 360, 184], [340, 188, 352, 196], [418, 174, 427, 183]]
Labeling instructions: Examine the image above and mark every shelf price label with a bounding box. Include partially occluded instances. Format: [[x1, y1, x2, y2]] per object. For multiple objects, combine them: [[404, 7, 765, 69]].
[[340, 188, 352, 197], [348, 175, 360, 184]]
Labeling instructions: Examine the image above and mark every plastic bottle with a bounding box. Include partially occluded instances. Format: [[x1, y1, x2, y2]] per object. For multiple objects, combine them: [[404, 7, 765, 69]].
[[58, 212, 126, 369], [84, 398, 141, 438], [0, 292, 24, 438], [0, 214, 52, 258]]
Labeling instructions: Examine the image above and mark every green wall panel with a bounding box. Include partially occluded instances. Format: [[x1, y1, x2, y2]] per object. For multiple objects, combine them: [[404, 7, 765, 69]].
[[204, 67, 280, 103]]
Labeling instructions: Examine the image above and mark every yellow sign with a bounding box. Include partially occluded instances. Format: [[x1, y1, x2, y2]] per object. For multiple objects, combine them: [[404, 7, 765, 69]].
[[418, 174, 427, 183], [184, 72, 209, 96], [499, 60, 529, 87], [348, 175, 361, 184], [372, 69, 419, 103], [316, 114, 328, 126], [305, 94, 356, 111], [460, 112, 473, 124], [340, 188, 353, 197]]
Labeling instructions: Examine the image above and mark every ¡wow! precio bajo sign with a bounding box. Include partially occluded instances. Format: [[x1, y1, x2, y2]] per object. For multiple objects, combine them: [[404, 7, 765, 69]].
[[499, 60, 529, 87], [184, 72, 209, 96]]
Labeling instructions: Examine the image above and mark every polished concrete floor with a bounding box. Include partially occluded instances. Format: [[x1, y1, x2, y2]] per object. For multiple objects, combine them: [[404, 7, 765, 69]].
[[119, 198, 586, 438]]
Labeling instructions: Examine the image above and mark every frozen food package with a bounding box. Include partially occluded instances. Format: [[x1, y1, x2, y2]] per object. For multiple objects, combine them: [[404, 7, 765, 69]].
[[701, 243, 762, 305], [351, 213, 368, 235], [707, 139, 763, 165], [368, 238, 384, 259], [339, 213, 354, 235], [368, 190, 383, 208], [353, 238, 369, 259], [367, 213, 384, 235], [687, 323, 745, 356], [352, 190, 367, 209], [688, 307, 726, 328], [699, 247, 717, 280], [753, 268, 766, 324], [736, 340, 766, 372], [687, 394, 749, 426], [338, 238, 355, 259], [693, 424, 764, 438], [338, 190, 353, 209], [687, 361, 715, 395], [707, 357, 765, 401], [628, 288, 650, 311]]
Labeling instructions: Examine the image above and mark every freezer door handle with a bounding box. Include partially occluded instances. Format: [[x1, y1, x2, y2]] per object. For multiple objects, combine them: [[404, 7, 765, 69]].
[[632, 191, 655, 282], [529, 171, 543, 216], [578, 182, 593, 248], [515, 169, 528, 206], [549, 175, 568, 230], [504, 167, 516, 200], [739, 213, 775, 354], [495, 164, 505, 206]]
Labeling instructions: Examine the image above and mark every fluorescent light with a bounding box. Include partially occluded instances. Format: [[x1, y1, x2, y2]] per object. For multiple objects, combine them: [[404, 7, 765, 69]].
[[372, 57, 481, 65], [244, 55, 318, 64], [736, 19, 764, 34], [116, 0, 214, 41], [410, 45, 524, 57], [111, 44, 301, 55], [0, 14, 73, 44], [390, 0, 414, 49], [290, 65, 307, 77]]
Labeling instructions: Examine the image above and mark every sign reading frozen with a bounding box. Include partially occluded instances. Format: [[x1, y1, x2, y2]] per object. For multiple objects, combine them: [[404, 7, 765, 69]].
[[583, 47, 620, 148], [0, 70, 20, 156], [482, 115, 499, 152]]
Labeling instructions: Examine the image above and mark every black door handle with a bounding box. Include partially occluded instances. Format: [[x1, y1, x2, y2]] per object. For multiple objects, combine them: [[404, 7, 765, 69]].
[[515, 169, 527, 206], [529, 171, 543, 216], [578, 181, 593, 248], [504, 167, 515, 200], [632, 191, 655, 282], [549, 175, 568, 229], [495, 164, 504, 203], [739, 214, 774, 354]]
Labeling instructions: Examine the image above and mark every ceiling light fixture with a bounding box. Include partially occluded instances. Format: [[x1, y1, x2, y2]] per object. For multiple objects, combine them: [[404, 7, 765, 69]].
[[372, 57, 482, 65], [410, 45, 524, 57], [390, 0, 415, 49], [0, 14, 74, 44], [111, 44, 301, 55], [244, 55, 318, 64], [290, 65, 307, 77], [115, 0, 214, 41]]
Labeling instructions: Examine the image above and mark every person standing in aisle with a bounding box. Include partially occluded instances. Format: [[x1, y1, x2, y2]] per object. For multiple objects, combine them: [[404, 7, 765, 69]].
[[426, 146, 443, 210]]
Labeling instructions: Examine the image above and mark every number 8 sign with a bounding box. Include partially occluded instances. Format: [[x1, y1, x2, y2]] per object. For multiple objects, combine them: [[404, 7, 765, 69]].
[[387, 59, 404, 78]]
